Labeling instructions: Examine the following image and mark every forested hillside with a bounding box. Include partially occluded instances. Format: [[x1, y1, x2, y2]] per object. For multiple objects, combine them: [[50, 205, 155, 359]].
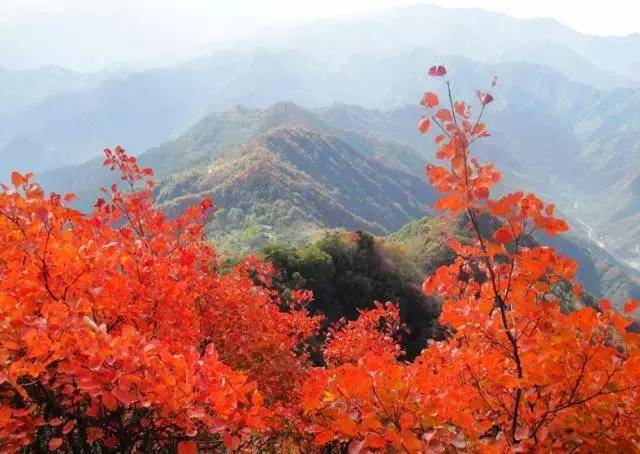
[[33, 98, 640, 307], [21, 58, 640, 271], [156, 126, 435, 250]]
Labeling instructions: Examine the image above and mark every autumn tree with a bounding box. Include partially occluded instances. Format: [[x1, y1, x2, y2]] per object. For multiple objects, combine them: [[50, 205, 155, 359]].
[[0, 147, 320, 452], [301, 66, 640, 452]]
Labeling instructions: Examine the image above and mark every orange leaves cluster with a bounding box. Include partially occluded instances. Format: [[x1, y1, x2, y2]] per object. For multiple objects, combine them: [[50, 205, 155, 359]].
[[301, 66, 640, 452], [0, 150, 317, 451], [302, 351, 466, 453], [323, 301, 404, 367], [418, 66, 640, 451], [203, 256, 321, 404]]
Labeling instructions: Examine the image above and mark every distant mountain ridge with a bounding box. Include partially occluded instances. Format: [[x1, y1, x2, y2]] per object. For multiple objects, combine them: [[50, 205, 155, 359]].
[[283, 3, 640, 86], [37, 101, 429, 202], [3, 1, 640, 176], [33, 100, 640, 307], [0, 65, 110, 118]]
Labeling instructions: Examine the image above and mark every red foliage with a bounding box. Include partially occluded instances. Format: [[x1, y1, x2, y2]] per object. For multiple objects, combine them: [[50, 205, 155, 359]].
[[302, 67, 640, 452], [421, 92, 440, 108], [0, 147, 318, 451], [323, 301, 404, 367], [428, 65, 447, 77]]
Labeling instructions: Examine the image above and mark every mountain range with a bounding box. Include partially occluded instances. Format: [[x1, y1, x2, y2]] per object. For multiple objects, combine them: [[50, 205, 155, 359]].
[[156, 125, 435, 250], [35, 100, 640, 307], [2, 3, 640, 303]]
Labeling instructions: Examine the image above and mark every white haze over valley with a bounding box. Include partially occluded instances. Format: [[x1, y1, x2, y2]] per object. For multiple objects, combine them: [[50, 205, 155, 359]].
[[2, 0, 640, 71]]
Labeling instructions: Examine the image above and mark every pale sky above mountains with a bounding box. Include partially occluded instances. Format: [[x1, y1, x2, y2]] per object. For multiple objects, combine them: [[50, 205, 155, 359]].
[[2, 0, 639, 71]]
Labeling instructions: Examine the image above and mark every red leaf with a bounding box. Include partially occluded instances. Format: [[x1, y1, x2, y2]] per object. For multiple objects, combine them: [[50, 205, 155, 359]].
[[49, 438, 63, 451], [428, 65, 447, 77], [454, 101, 469, 118], [421, 92, 439, 108], [475, 187, 490, 199], [600, 299, 613, 312], [102, 393, 119, 411], [200, 198, 214, 210], [476, 90, 494, 106], [112, 388, 136, 406], [435, 109, 453, 122], [494, 227, 513, 244], [223, 433, 240, 450], [417, 117, 431, 133], [11, 171, 26, 187], [62, 420, 75, 435], [178, 441, 198, 454], [624, 300, 639, 313]]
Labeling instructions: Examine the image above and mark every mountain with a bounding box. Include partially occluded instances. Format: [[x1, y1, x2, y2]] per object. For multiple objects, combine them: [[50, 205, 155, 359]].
[[315, 78, 640, 270], [282, 4, 640, 87], [37, 102, 429, 205], [594, 172, 640, 269], [34, 87, 640, 273], [155, 126, 436, 251], [388, 217, 640, 309], [32, 98, 640, 306], [0, 54, 237, 174], [0, 65, 109, 119], [3, 3, 640, 273], [0, 49, 352, 176], [604, 172, 640, 224], [604, 216, 640, 271], [5, 1, 640, 176], [33, 101, 434, 252]]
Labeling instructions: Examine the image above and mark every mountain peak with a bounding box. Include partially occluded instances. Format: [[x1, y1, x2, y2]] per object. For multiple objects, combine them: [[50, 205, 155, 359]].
[[259, 102, 328, 133], [265, 101, 306, 114], [154, 122, 436, 252], [263, 124, 314, 139]]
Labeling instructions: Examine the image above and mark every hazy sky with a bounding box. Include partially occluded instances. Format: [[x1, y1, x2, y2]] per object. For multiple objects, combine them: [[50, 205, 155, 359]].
[[3, 0, 639, 71]]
